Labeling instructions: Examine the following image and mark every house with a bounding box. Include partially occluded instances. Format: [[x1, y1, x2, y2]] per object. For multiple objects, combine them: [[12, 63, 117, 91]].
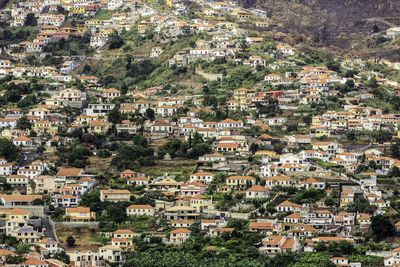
[[6, 175, 29, 187], [11, 226, 41, 244], [180, 182, 208, 196], [67, 250, 104, 266], [283, 213, 304, 224], [171, 220, 194, 228], [112, 238, 134, 251], [127, 177, 150, 187], [99, 245, 123, 263], [164, 206, 199, 221], [65, 206, 95, 222], [265, 176, 293, 189], [103, 88, 121, 100], [189, 172, 215, 184], [150, 46, 163, 57], [245, 185, 269, 199], [226, 176, 256, 187], [168, 228, 192, 245], [248, 222, 277, 234], [297, 177, 326, 190], [276, 200, 301, 212], [190, 194, 214, 212], [149, 177, 182, 192], [0, 163, 13, 177], [199, 152, 226, 162], [113, 229, 134, 239], [120, 169, 138, 179], [54, 194, 78, 207], [84, 103, 115, 116], [126, 205, 155, 217], [56, 168, 84, 181], [330, 257, 349, 266], [13, 136, 33, 147], [150, 120, 173, 134], [0, 194, 42, 206], [100, 189, 132, 202], [259, 235, 300, 254], [208, 227, 235, 237]]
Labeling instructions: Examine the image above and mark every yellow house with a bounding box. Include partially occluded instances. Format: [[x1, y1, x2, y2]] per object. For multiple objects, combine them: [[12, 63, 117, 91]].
[[11, 226, 40, 244], [226, 176, 256, 187], [217, 22, 236, 29], [33, 120, 58, 136], [70, 7, 85, 14], [100, 189, 131, 202], [6, 175, 29, 187], [357, 213, 370, 225], [88, 121, 109, 134], [76, 115, 97, 125], [310, 126, 331, 138], [65, 206, 96, 222], [233, 10, 250, 19], [233, 88, 257, 100], [85, 19, 103, 31], [189, 194, 214, 212]]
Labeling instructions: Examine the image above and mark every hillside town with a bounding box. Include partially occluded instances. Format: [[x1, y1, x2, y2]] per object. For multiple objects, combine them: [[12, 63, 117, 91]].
[[0, 0, 400, 266]]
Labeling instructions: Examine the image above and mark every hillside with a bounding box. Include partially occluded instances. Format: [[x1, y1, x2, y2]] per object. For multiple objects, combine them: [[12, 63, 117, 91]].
[[240, 0, 400, 47]]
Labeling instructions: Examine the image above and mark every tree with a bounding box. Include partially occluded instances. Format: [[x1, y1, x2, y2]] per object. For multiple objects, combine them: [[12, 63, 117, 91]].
[[66, 235, 76, 247], [108, 107, 122, 125], [53, 251, 70, 264], [111, 143, 154, 170], [16, 116, 32, 130], [5, 255, 25, 264], [370, 215, 395, 241], [24, 13, 37, 26], [326, 60, 341, 72], [324, 197, 335, 207], [83, 64, 91, 73], [188, 143, 211, 159], [16, 242, 30, 255], [67, 145, 91, 168], [369, 77, 378, 88], [391, 139, 400, 159], [388, 166, 400, 178], [145, 108, 155, 121], [79, 190, 102, 212], [346, 131, 356, 141], [108, 30, 124, 49], [0, 138, 23, 162]]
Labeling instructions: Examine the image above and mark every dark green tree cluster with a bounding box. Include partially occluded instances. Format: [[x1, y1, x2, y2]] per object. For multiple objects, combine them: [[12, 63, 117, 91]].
[[111, 142, 155, 171], [0, 138, 22, 162], [158, 133, 212, 159]]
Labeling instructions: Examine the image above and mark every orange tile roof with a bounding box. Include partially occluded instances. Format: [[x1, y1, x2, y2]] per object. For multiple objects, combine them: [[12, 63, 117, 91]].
[[170, 228, 192, 234]]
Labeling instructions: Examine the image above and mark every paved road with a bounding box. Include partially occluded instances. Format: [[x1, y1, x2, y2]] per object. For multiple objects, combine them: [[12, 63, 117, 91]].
[[41, 217, 57, 241], [19, 149, 37, 168]]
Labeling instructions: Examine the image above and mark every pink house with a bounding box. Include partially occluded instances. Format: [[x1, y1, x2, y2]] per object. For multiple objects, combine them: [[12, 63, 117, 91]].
[[52, 32, 70, 41], [180, 182, 208, 196]]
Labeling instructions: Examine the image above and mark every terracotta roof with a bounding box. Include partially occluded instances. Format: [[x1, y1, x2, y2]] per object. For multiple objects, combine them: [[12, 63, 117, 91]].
[[246, 185, 268, 192], [127, 204, 154, 209], [114, 229, 134, 234], [249, 222, 274, 230], [56, 168, 83, 176], [170, 228, 192, 234], [66, 207, 90, 213], [0, 194, 42, 202], [277, 200, 301, 208]]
